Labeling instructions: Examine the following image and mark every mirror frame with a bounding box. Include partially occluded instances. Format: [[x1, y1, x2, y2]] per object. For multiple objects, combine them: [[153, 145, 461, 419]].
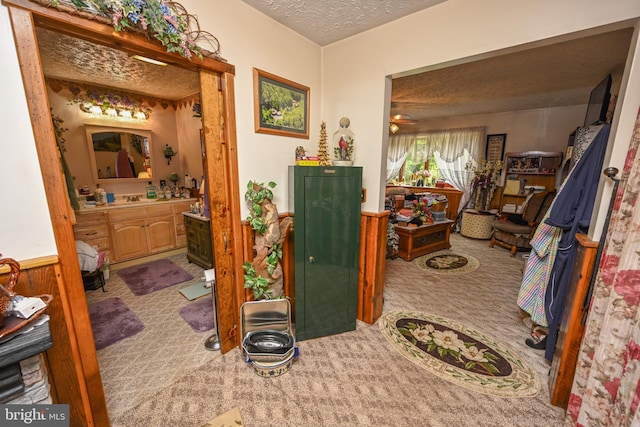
[[85, 124, 153, 182]]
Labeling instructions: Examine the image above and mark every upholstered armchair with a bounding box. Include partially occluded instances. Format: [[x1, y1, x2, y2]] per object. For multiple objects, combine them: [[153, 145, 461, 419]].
[[489, 191, 556, 257]]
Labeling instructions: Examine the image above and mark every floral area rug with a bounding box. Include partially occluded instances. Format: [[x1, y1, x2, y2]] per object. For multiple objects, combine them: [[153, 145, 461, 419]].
[[412, 250, 479, 274], [379, 310, 540, 398]]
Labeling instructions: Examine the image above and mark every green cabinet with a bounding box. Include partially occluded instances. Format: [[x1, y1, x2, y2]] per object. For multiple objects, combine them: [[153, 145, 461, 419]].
[[290, 166, 362, 341], [184, 213, 214, 269]]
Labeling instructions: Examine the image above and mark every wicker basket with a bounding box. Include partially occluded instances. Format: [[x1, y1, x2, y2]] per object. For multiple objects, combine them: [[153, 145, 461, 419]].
[[0, 258, 20, 327]]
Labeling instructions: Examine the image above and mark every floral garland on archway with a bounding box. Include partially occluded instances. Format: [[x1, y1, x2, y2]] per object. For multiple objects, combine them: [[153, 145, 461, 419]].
[[45, 0, 222, 60]]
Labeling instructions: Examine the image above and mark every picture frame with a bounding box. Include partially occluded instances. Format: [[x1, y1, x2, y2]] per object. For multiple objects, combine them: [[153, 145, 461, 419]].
[[485, 134, 506, 163], [253, 68, 309, 139]]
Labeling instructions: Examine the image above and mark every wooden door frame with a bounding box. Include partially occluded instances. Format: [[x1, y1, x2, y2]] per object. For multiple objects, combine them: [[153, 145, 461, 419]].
[[4, 0, 244, 424]]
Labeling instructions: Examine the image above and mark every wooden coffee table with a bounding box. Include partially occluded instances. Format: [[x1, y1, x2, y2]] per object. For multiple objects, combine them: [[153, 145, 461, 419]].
[[394, 219, 453, 261]]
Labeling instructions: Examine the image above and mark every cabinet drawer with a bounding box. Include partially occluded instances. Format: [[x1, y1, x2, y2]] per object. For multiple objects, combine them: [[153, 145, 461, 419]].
[[74, 225, 109, 241], [413, 230, 447, 250], [75, 211, 107, 226], [184, 215, 211, 233], [87, 237, 110, 252]]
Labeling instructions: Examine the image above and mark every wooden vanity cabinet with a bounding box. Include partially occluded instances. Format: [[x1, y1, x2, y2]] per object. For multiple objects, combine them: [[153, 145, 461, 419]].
[[172, 201, 192, 247], [73, 200, 193, 264], [73, 211, 112, 261], [108, 205, 176, 262]]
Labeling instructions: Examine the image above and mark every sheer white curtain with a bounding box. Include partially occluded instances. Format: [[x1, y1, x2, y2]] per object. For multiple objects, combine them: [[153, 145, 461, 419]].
[[428, 127, 485, 213], [386, 134, 417, 182], [386, 127, 485, 210], [434, 149, 476, 214]]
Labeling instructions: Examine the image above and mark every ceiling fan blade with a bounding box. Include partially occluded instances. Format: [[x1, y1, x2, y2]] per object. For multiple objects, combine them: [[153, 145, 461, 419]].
[[390, 114, 417, 125], [392, 118, 417, 124]]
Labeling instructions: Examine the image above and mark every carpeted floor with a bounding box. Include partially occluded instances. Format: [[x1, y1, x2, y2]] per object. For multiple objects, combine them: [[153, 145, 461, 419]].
[[88, 297, 144, 350], [95, 234, 567, 426], [85, 253, 219, 418]]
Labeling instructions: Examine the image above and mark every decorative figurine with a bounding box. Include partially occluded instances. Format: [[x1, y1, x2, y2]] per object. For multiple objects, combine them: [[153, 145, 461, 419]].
[[332, 117, 355, 166]]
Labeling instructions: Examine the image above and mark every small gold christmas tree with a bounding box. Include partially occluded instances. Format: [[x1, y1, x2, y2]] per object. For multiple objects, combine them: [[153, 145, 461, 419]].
[[317, 121, 331, 166]]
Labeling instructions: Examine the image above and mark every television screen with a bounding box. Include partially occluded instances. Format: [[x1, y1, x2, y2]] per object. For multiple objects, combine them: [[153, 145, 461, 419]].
[[584, 74, 612, 126]]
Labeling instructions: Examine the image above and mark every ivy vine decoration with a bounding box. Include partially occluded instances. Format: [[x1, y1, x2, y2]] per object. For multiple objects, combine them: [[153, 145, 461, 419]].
[[243, 180, 291, 300], [48, 0, 222, 60]]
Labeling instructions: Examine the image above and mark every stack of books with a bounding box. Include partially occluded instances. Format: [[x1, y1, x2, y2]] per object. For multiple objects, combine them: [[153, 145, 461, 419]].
[[502, 203, 517, 213], [295, 156, 319, 166], [0, 362, 23, 402]]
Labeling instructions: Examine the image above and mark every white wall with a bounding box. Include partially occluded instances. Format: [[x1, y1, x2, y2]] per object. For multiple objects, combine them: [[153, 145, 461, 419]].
[[180, 0, 322, 214], [414, 105, 587, 155], [321, 0, 640, 213], [0, 6, 56, 261]]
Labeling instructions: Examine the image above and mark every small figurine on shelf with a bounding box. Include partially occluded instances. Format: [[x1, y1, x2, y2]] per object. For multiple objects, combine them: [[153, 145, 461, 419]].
[[295, 146, 306, 160], [295, 145, 319, 166]]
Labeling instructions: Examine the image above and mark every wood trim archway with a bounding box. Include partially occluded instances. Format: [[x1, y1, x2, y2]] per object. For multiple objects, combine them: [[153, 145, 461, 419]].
[[3, 1, 244, 425]]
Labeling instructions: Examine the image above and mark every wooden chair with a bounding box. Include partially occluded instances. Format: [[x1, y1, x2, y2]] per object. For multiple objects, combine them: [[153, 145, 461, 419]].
[[489, 191, 556, 256]]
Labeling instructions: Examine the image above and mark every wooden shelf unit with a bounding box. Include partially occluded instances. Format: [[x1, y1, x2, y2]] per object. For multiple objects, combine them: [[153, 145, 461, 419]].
[[500, 151, 563, 214]]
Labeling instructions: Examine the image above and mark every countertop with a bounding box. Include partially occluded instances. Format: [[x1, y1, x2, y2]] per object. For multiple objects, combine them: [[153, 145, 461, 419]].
[[76, 198, 197, 212], [182, 212, 210, 221]]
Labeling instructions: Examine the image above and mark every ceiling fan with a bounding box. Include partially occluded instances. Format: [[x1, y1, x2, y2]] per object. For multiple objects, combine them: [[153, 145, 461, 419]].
[[389, 114, 417, 133]]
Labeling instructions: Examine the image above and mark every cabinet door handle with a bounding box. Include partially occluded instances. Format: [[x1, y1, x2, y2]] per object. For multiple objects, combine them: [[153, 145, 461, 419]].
[[223, 233, 227, 252], [308, 256, 315, 263]]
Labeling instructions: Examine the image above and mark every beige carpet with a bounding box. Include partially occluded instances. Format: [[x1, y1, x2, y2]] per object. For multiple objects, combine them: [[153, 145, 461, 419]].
[[103, 233, 567, 426], [85, 253, 220, 418]]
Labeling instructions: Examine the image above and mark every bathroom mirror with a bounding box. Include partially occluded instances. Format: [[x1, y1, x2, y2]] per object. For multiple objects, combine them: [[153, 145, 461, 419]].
[[85, 125, 153, 182]]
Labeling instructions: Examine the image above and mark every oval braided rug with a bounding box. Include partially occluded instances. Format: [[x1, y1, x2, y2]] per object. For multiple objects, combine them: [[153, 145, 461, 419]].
[[412, 250, 479, 274], [379, 310, 540, 398]]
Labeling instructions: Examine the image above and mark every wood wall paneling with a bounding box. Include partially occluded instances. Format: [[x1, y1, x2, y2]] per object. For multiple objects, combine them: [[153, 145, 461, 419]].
[[358, 212, 388, 323], [1, 259, 94, 426]]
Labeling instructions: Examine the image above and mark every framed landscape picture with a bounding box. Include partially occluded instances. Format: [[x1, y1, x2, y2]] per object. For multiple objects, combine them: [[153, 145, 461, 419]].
[[253, 68, 309, 138], [486, 133, 506, 163]]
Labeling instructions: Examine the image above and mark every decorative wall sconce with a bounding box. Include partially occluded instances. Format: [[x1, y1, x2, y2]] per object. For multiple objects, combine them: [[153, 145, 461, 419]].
[[164, 145, 177, 165], [79, 101, 150, 120], [73, 88, 152, 121]]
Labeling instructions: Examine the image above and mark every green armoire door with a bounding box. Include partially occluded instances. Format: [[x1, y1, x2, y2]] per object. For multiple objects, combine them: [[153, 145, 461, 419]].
[[291, 166, 362, 341]]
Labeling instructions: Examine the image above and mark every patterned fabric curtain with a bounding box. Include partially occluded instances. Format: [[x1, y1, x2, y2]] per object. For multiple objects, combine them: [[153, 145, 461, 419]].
[[566, 110, 640, 426]]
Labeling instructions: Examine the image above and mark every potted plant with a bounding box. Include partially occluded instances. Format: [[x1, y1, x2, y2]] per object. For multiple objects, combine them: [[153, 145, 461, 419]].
[[243, 180, 292, 300], [466, 160, 502, 211]]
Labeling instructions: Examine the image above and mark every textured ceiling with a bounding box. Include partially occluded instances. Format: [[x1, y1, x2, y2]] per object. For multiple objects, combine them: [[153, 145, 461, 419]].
[[37, 27, 200, 100], [391, 28, 633, 127], [35, 5, 632, 126], [240, 0, 446, 46]]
